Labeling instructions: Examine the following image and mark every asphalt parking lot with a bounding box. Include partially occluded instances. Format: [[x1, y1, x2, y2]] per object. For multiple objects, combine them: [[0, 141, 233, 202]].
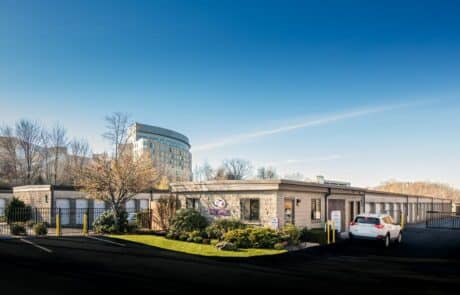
[[0, 225, 459, 294]]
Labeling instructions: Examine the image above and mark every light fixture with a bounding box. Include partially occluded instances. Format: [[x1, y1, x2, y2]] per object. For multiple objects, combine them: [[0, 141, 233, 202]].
[[45, 194, 48, 203], [296, 199, 301, 206]]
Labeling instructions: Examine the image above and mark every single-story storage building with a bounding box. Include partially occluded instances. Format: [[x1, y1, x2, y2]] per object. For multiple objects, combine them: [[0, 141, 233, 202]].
[[170, 180, 452, 232], [0, 185, 169, 226]]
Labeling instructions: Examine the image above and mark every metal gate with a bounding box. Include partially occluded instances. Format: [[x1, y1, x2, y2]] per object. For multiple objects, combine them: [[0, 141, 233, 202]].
[[426, 211, 460, 229]]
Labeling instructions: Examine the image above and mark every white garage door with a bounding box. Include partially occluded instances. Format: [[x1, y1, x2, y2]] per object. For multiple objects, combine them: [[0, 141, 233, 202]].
[[94, 200, 106, 221], [0, 199, 5, 216], [56, 199, 70, 225], [375, 203, 381, 214], [76, 199, 88, 225], [139, 199, 149, 211], [125, 200, 135, 213]]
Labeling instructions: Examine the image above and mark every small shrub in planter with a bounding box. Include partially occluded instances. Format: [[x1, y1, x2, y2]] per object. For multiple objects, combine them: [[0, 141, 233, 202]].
[[248, 227, 281, 249], [93, 211, 129, 234], [274, 242, 286, 250], [26, 220, 36, 229], [215, 241, 237, 251], [223, 228, 252, 248], [205, 219, 246, 239], [281, 224, 301, 246], [193, 236, 203, 243], [169, 209, 208, 233], [10, 223, 26, 236], [33, 222, 48, 236]]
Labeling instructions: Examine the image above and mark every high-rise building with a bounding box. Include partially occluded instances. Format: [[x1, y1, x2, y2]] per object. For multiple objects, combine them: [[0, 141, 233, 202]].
[[127, 123, 192, 181]]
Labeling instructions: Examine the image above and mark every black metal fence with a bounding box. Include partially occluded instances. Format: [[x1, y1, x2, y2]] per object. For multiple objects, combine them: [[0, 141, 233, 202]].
[[0, 207, 152, 236], [426, 211, 460, 229]]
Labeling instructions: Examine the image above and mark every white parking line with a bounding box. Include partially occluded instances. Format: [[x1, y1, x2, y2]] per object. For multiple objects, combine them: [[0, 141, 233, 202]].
[[86, 236, 126, 247], [20, 238, 53, 253]]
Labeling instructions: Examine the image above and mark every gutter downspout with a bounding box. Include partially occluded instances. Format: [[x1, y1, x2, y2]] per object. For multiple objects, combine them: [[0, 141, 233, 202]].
[[324, 188, 332, 223]]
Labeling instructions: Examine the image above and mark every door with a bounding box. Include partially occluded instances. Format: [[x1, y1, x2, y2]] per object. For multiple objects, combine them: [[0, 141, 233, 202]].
[[125, 200, 135, 213], [349, 201, 355, 222], [55, 199, 70, 225], [76, 199, 88, 225], [284, 199, 295, 225], [328, 199, 345, 232], [0, 199, 5, 217], [94, 200, 105, 221], [139, 199, 149, 211]]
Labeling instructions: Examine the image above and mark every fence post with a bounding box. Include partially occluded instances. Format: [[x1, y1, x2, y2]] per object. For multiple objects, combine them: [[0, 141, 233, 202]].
[[56, 208, 61, 237], [35, 208, 38, 224], [400, 211, 405, 229]]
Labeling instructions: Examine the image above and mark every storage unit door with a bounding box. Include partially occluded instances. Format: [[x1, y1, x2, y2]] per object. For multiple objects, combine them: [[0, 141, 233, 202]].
[[125, 200, 135, 213], [76, 199, 88, 225], [56, 199, 70, 225], [0, 199, 5, 216], [139, 199, 149, 211]]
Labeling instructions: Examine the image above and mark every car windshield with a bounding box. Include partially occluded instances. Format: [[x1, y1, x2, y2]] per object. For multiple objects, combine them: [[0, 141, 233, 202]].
[[355, 216, 380, 225]]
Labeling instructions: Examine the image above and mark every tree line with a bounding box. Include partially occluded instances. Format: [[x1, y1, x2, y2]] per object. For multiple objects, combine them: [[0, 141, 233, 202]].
[[375, 180, 460, 202], [0, 119, 90, 186], [193, 159, 280, 181]]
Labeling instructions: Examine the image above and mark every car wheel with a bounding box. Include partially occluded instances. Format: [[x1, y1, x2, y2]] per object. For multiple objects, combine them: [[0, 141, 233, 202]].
[[383, 234, 390, 248], [396, 232, 402, 244]]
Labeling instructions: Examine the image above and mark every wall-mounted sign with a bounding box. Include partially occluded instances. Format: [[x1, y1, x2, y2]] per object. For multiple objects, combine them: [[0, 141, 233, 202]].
[[209, 208, 231, 216], [270, 217, 279, 230], [213, 198, 226, 209]]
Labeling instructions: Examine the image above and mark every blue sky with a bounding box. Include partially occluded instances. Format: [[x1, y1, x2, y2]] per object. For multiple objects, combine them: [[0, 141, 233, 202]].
[[1, 0, 460, 187]]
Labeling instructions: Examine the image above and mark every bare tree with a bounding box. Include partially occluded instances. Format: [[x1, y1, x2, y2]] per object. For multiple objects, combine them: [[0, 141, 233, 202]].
[[0, 125, 19, 184], [257, 166, 278, 180], [67, 138, 91, 183], [103, 112, 130, 159], [151, 195, 178, 231], [39, 129, 52, 183], [222, 158, 252, 180], [193, 161, 215, 181], [50, 123, 68, 185], [76, 152, 158, 223], [15, 119, 42, 184]]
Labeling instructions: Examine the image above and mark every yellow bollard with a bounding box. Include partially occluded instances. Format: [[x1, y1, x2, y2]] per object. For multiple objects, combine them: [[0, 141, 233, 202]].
[[400, 212, 405, 229], [56, 209, 61, 237], [82, 212, 88, 235], [326, 221, 330, 245], [332, 221, 336, 244]]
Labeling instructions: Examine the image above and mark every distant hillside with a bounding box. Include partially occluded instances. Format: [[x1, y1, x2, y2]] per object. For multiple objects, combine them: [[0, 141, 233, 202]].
[[375, 181, 460, 202]]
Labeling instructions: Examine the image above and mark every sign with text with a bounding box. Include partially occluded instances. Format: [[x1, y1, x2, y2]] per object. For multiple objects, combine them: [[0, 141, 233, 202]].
[[331, 210, 342, 232], [208, 208, 231, 216]]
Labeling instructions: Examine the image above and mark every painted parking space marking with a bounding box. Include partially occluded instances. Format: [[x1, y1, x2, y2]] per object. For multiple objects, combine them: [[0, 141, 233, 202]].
[[86, 236, 126, 247], [20, 238, 53, 253]]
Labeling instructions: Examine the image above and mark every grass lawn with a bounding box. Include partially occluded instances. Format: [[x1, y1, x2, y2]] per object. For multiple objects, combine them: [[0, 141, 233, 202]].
[[109, 235, 287, 257]]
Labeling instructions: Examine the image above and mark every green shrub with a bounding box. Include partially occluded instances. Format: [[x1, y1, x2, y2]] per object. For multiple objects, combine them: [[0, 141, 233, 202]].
[[93, 210, 129, 234], [215, 241, 237, 251], [281, 224, 301, 245], [299, 227, 310, 242], [193, 236, 203, 243], [179, 233, 188, 241], [10, 223, 26, 235], [33, 222, 48, 236], [5, 198, 32, 223], [202, 238, 210, 245], [223, 228, 252, 248], [248, 227, 281, 249], [169, 209, 208, 233], [165, 232, 174, 239], [274, 242, 286, 250], [210, 239, 219, 246], [205, 219, 246, 239]]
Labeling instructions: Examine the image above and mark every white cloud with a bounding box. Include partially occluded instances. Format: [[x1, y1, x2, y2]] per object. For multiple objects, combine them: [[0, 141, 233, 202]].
[[192, 100, 434, 152]]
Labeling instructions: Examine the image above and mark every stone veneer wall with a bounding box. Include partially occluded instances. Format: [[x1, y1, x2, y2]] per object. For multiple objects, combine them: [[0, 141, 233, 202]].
[[177, 191, 277, 227]]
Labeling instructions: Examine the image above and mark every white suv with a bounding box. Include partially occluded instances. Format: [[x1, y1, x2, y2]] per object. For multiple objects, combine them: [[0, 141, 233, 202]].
[[349, 213, 402, 247]]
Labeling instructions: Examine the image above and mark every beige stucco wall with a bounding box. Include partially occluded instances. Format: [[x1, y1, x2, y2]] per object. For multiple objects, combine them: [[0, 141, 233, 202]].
[[13, 185, 53, 209], [276, 191, 325, 229]]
